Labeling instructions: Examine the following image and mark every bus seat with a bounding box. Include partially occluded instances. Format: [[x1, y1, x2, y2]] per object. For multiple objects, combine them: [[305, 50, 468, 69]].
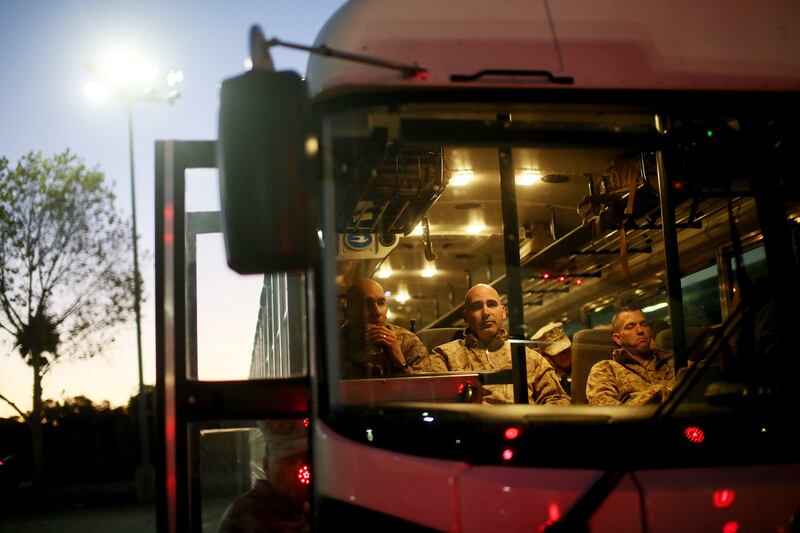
[[655, 326, 711, 353], [570, 328, 617, 404], [648, 319, 669, 338], [415, 327, 463, 352], [656, 326, 715, 390]]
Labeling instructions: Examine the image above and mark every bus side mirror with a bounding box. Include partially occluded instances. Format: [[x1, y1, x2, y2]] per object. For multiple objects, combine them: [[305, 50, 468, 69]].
[[217, 69, 316, 274]]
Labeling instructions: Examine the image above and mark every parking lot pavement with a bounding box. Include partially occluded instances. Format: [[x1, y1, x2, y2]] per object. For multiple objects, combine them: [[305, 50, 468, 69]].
[[1, 498, 230, 533], [1, 503, 156, 533]]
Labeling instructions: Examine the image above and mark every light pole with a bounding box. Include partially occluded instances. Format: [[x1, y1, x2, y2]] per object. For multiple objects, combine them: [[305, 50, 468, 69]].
[[125, 91, 149, 487], [84, 52, 182, 502]]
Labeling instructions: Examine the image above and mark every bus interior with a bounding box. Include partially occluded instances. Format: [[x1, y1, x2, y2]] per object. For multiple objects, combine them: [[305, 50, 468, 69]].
[[320, 95, 799, 410]]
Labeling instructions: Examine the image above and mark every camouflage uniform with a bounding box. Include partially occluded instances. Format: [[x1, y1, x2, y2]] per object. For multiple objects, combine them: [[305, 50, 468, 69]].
[[431, 328, 570, 405], [543, 356, 572, 396], [586, 348, 675, 405], [341, 323, 431, 378], [217, 479, 308, 533]]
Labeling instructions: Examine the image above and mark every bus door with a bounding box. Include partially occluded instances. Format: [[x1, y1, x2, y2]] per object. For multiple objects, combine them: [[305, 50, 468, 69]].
[[155, 140, 312, 533]]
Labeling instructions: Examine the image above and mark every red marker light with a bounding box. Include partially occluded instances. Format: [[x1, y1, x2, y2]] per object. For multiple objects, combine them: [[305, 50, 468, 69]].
[[303, 418, 309, 428], [538, 504, 560, 533], [713, 489, 735, 509], [0, 459, 4, 466], [685, 426, 705, 444], [722, 521, 738, 533], [576, 279, 583, 285], [504, 427, 520, 440], [538, 520, 556, 533], [542, 273, 550, 279], [558, 276, 566, 282], [502, 449, 514, 461], [411, 69, 429, 81], [548, 501, 561, 522], [297, 464, 311, 485]]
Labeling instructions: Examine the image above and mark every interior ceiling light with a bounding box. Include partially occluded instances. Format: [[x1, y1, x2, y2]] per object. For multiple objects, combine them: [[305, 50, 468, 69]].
[[376, 265, 392, 279], [450, 170, 473, 186], [516, 169, 541, 186], [642, 302, 668, 313], [466, 223, 487, 235], [421, 265, 437, 278]]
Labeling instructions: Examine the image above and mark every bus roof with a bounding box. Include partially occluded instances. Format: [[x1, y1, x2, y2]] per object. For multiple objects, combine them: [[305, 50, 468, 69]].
[[307, 0, 800, 98]]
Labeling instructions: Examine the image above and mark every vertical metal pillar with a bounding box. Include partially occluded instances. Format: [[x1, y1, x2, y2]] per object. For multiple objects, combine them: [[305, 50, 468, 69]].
[[497, 116, 527, 403], [156, 140, 217, 533], [654, 115, 687, 369]]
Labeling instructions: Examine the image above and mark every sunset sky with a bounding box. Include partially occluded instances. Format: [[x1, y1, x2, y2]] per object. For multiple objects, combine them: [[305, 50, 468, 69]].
[[0, 0, 348, 417]]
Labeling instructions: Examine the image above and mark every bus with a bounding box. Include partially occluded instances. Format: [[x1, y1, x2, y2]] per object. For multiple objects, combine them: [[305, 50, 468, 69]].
[[155, 1, 800, 531]]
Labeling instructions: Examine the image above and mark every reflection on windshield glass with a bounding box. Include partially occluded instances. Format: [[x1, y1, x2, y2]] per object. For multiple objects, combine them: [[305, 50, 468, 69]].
[[316, 102, 795, 411]]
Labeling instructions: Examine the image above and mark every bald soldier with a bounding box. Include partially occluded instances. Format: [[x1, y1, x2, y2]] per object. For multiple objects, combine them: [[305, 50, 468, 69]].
[[341, 278, 432, 378], [431, 284, 570, 405]]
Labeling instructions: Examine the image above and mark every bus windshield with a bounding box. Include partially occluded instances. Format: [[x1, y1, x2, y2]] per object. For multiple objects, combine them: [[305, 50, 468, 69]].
[[317, 94, 798, 435]]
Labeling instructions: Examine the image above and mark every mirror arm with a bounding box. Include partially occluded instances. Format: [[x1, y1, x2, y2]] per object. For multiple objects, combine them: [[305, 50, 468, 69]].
[[249, 24, 427, 79]]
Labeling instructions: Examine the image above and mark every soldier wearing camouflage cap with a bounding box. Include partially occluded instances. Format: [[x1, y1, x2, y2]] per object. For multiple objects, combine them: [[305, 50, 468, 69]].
[[531, 322, 572, 394]]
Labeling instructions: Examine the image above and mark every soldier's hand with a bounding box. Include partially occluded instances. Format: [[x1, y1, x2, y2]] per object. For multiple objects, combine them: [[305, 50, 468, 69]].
[[366, 324, 407, 371]]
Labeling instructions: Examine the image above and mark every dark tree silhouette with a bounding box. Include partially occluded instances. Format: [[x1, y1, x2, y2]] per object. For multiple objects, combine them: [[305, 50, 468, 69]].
[[0, 150, 135, 487]]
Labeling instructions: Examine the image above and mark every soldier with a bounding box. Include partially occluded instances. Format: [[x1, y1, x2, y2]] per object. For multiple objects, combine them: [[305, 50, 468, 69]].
[[531, 322, 572, 395], [341, 278, 431, 378], [217, 419, 310, 533], [431, 284, 570, 405], [586, 306, 674, 405]]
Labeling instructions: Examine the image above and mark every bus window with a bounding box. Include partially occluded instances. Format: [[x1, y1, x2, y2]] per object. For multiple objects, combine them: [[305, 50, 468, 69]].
[[322, 101, 667, 405], [317, 98, 799, 413], [184, 169, 308, 381], [192, 417, 310, 532], [680, 264, 721, 327]]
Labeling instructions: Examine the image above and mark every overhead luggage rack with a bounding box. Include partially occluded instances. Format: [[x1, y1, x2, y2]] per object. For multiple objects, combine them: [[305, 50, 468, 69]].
[[334, 139, 446, 236]]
